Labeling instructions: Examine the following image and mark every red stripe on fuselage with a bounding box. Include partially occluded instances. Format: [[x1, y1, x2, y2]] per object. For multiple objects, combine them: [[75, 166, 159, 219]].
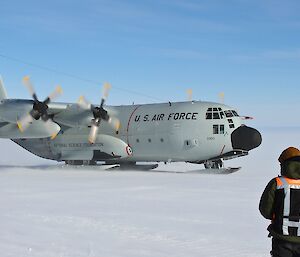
[[126, 105, 141, 145]]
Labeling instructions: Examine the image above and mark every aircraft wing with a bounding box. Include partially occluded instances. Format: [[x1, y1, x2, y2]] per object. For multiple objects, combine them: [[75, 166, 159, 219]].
[[51, 103, 93, 128], [0, 100, 118, 139], [0, 101, 90, 138]]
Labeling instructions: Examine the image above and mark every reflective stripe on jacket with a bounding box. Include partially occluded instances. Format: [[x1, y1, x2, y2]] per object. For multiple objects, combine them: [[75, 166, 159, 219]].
[[274, 176, 300, 236]]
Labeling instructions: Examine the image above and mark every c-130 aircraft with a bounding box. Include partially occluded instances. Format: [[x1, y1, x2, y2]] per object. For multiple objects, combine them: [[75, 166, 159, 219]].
[[0, 76, 262, 171]]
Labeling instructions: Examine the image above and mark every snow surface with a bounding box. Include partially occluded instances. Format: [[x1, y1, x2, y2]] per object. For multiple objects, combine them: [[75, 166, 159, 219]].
[[1, 127, 300, 257]]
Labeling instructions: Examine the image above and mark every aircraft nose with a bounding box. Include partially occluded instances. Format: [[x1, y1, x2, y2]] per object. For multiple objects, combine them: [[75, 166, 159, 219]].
[[231, 125, 262, 151]]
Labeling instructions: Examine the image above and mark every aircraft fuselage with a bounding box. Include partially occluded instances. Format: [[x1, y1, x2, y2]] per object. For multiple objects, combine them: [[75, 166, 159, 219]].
[[0, 99, 262, 165]]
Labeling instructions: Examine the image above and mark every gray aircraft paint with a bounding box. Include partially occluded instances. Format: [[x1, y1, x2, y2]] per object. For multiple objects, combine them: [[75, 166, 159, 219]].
[[0, 99, 251, 164]]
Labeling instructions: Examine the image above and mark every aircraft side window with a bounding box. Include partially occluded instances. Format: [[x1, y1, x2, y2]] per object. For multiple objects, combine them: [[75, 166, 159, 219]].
[[220, 125, 225, 134], [208, 108, 212, 111], [206, 112, 212, 119], [213, 112, 220, 119], [213, 108, 218, 111], [213, 125, 219, 134]]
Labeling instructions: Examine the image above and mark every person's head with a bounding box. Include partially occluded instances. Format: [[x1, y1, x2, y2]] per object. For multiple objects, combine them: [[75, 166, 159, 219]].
[[279, 147, 300, 177], [279, 147, 300, 164]]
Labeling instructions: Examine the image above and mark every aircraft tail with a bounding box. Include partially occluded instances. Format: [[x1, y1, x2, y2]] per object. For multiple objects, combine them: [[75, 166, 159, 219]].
[[0, 75, 8, 100]]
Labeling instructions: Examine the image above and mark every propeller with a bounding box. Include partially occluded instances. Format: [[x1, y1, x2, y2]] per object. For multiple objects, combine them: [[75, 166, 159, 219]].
[[78, 82, 121, 144], [17, 76, 63, 139]]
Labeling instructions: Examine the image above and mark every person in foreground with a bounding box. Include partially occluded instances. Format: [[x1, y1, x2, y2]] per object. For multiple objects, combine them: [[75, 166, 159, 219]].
[[260, 147, 300, 257]]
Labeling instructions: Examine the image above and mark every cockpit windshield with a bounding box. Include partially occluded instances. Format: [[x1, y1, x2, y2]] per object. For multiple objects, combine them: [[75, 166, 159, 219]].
[[206, 108, 239, 120], [206, 107, 225, 120]]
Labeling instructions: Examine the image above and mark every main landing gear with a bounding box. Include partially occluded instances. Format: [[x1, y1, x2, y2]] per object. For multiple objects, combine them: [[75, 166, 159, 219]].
[[65, 160, 96, 165], [204, 159, 224, 169], [203, 159, 241, 174]]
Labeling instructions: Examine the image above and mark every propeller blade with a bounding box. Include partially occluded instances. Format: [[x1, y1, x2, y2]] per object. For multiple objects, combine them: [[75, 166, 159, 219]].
[[187, 88, 193, 101], [44, 119, 61, 139], [0, 75, 8, 98], [109, 116, 121, 131], [102, 82, 111, 100], [100, 98, 105, 109], [88, 123, 99, 144], [22, 76, 38, 101], [78, 95, 92, 110], [219, 92, 225, 103], [17, 113, 34, 132], [46, 85, 63, 103]]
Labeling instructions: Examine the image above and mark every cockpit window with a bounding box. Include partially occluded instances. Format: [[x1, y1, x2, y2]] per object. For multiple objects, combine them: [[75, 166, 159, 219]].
[[206, 113, 212, 119], [213, 113, 220, 119], [224, 110, 233, 118], [232, 110, 239, 117]]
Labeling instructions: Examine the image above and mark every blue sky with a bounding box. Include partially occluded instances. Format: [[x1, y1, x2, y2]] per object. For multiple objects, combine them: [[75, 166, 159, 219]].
[[0, 0, 300, 127]]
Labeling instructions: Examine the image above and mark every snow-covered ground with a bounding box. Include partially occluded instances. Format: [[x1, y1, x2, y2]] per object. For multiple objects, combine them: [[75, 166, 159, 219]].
[[0, 127, 299, 257]]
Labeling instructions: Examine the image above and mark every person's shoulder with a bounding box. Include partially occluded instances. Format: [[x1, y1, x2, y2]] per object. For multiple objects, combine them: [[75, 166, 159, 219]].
[[264, 177, 278, 191], [267, 177, 278, 184]]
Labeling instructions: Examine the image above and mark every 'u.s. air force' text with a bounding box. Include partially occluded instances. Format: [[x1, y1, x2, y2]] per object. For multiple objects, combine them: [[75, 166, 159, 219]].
[[134, 112, 198, 122]]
